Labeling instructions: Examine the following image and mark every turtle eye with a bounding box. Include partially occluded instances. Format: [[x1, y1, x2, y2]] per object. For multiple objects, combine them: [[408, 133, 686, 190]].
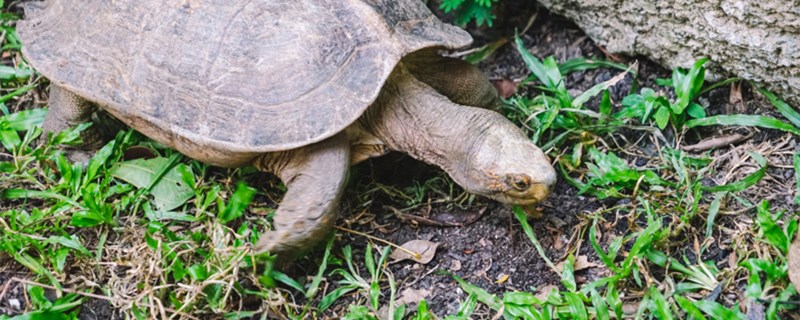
[[507, 174, 531, 191]]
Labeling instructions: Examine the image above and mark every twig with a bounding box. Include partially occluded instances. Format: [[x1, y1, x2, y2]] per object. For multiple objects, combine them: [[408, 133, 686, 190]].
[[682, 133, 749, 152], [333, 225, 422, 260]]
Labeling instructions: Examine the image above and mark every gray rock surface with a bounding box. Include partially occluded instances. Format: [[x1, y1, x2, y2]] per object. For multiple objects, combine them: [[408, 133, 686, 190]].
[[538, 0, 800, 106]]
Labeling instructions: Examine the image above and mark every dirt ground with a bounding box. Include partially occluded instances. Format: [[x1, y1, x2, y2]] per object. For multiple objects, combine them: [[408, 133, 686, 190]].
[[1, 1, 797, 319]]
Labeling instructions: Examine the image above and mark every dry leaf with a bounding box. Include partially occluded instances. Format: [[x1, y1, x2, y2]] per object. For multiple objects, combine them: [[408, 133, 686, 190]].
[[534, 285, 558, 300], [389, 240, 439, 264], [622, 302, 640, 314], [449, 259, 462, 272], [495, 274, 509, 284], [555, 255, 599, 272], [122, 146, 157, 160], [728, 81, 745, 114], [396, 288, 430, 305], [789, 230, 800, 293], [492, 78, 517, 99]]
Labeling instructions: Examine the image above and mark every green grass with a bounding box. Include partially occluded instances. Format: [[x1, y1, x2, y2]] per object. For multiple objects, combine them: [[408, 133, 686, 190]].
[[2, 6, 800, 320]]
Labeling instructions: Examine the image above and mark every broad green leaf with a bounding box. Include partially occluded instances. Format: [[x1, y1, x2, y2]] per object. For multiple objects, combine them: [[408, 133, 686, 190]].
[[705, 192, 726, 238], [270, 270, 306, 295], [46, 235, 90, 256], [599, 90, 612, 116], [415, 300, 433, 320], [561, 292, 588, 320], [142, 202, 196, 222], [649, 287, 674, 320], [0, 65, 32, 81], [449, 272, 503, 311], [560, 255, 577, 292], [756, 200, 789, 254], [110, 157, 194, 211], [572, 67, 630, 108], [694, 300, 745, 319], [218, 182, 256, 224], [319, 285, 358, 311], [654, 106, 670, 129], [0, 108, 46, 131], [686, 102, 706, 118], [590, 288, 610, 320], [187, 264, 209, 281], [515, 33, 561, 90], [674, 296, 708, 320]]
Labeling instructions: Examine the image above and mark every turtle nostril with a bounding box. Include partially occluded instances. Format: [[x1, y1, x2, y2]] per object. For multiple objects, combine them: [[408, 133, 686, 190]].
[[507, 174, 531, 191]]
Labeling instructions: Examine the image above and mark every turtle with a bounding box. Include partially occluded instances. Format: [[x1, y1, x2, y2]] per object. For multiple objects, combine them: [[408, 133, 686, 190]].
[[18, 0, 557, 258]]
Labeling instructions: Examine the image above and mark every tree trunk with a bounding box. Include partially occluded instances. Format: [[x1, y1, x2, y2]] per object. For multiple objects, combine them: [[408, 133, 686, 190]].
[[537, 0, 800, 107]]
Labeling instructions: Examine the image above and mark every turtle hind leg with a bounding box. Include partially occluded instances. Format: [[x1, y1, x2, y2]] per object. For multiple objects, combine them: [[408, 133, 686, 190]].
[[253, 132, 350, 264], [43, 85, 109, 163], [404, 50, 501, 110]]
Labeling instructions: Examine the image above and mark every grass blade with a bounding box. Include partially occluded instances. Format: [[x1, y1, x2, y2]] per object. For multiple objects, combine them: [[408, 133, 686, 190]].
[[759, 87, 800, 128], [306, 233, 336, 299], [572, 64, 632, 108], [702, 152, 766, 192], [447, 272, 503, 311], [558, 57, 631, 75], [513, 205, 557, 272], [705, 192, 726, 238], [795, 152, 800, 204], [514, 32, 557, 89], [686, 115, 800, 135], [270, 271, 305, 295], [697, 77, 741, 97], [2, 189, 82, 207]]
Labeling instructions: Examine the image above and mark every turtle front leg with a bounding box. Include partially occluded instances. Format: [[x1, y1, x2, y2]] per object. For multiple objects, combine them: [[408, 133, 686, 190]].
[[43, 85, 108, 163], [405, 50, 501, 110], [253, 132, 350, 260]]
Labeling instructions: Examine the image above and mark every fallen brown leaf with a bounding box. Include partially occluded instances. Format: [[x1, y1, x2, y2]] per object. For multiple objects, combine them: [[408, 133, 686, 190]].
[[682, 133, 748, 152], [122, 146, 157, 160], [789, 229, 800, 293], [495, 274, 509, 284], [728, 81, 745, 114], [555, 255, 598, 272], [449, 259, 462, 272], [389, 240, 439, 264], [622, 302, 640, 314], [396, 288, 430, 305], [492, 78, 517, 99], [534, 285, 558, 301]]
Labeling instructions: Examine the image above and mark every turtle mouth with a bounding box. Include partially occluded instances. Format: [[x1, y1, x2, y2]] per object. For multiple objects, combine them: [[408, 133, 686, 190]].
[[476, 172, 553, 205], [487, 182, 551, 205]]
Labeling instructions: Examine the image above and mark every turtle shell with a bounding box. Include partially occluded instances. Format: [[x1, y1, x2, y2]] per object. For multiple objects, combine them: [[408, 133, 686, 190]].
[[18, 0, 471, 153]]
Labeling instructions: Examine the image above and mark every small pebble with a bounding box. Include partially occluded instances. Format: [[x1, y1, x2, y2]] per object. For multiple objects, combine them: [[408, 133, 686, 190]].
[[9, 298, 20, 310]]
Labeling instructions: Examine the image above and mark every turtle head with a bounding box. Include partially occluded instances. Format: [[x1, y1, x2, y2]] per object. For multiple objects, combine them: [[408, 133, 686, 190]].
[[458, 114, 556, 205]]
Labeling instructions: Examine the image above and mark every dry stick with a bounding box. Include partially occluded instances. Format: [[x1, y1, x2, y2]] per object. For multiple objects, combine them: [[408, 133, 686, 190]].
[[9, 277, 200, 320], [333, 225, 422, 260], [682, 133, 749, 152]]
